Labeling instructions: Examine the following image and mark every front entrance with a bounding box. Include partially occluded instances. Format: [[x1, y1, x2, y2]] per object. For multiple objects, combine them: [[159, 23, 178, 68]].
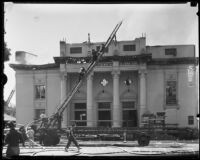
[[122, 101, 137, 127], [98, 102, 111, 127]]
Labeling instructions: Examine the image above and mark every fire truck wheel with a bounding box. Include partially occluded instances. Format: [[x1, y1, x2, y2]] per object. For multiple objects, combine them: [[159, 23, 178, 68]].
[[138, 135, 150, 146]]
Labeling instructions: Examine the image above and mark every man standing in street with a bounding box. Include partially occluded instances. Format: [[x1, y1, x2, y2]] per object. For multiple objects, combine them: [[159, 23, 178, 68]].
[[65, 123, 80, 152], [4, 121, 24, 157]]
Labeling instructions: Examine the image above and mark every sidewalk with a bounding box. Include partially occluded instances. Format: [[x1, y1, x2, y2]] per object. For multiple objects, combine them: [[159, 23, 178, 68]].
[[60, 139, 199, 147]]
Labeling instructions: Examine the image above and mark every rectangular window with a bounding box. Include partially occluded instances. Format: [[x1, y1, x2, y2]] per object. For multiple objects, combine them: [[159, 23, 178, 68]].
[[74, 103, 86, 126], [98, 102, 111, 127], [122, 101, 135, 109], [35, 109, 45, 120], [123, 44, 136, 51], [70, 47, 82, 54], [188, 116, 194, 125], [165, 48, 177, 56], [35, 85, 45, 99], [166, 81, 177, 105], [98, 102, 110, 109]]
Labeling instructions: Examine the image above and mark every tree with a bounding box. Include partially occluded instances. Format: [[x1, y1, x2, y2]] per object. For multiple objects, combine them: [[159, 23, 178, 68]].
[[4, 42, 11, 61]]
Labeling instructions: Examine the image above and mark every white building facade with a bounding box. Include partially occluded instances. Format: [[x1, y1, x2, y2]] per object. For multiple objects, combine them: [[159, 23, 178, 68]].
[[10, 37, 199, 128]]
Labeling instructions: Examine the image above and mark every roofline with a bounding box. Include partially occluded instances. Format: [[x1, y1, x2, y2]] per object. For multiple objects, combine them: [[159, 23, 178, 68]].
[[9, 63, 59, 71], [146, 44, 195, 47], [63, 38, 146, 45]]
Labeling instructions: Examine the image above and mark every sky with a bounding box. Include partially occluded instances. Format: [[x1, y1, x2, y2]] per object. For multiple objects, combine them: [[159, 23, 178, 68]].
[[4, 3, 198, 106]]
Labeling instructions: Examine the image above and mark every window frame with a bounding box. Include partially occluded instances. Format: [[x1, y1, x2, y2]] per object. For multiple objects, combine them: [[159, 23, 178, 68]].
[[70, 47, 82, 54], [123, 44, 136, 51], [165, 48, 177, 56], [97, 102, 111, 127], [188, 116, 194, 125], [165, 80, 177, 106], [164, 71, 179, 110], [74, 103, 87, 126], [35, 85, 46, 100]]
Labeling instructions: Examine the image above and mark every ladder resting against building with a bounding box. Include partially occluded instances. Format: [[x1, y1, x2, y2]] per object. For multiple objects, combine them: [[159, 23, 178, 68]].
[[38, 20, 123, 129]]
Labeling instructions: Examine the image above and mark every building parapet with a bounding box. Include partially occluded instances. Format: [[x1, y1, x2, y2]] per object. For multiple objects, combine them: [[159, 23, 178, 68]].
[[147, 57, 199, 66], [53, 54, 152, 64], [9, 56, 198, 71], [9, 63, 59, 71]]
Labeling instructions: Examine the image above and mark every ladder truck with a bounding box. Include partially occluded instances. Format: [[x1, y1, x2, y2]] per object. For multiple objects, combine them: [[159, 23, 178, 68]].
[[26, 21, 124, 146], [6, 88, 15, 106]]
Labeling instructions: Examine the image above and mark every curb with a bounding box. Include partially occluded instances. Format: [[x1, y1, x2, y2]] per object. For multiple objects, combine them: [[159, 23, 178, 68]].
[[78, 143, 137, 147]]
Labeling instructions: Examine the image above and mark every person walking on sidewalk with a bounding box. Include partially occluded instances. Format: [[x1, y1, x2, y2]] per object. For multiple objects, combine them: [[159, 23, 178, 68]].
[[65, 123, 80, 152]]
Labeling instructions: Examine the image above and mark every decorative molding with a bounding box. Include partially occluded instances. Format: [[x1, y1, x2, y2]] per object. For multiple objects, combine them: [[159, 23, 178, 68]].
[[73, 89, 87, 100], [111, 70, 120, 77], [138, 69, 147, 75], [95, 90, 112, 101], [9, 57, 198, 71], [163, 104, 180, 110], [120, 89, 137, 100]]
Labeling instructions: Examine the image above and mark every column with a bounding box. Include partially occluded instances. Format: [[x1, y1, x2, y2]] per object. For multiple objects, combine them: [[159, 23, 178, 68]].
[[60, 63, 67, 128], [60, 73, 67, 128], [139, 70, 147, 127], [87, 72, 94, 127], [112, 70, 121, 127]]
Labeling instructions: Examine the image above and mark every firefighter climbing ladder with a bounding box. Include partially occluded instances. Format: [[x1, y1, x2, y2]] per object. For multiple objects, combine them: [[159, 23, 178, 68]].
[[57, 20, 123, 116], [26, 21, 123, 130], [45, 20, 123, 126]]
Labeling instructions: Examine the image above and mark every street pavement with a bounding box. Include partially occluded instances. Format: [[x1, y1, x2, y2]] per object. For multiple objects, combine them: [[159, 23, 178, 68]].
[[2, 139, 199, 157]]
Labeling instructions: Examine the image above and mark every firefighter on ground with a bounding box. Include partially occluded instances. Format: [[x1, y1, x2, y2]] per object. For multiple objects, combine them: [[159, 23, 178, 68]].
[[4, 121, 24, 157], [39, 113, 47, 145], [26, 126, 35, 148], [19, 126, 27, 147], [78, 67, 86, 81], [65, 123, 80, 152]]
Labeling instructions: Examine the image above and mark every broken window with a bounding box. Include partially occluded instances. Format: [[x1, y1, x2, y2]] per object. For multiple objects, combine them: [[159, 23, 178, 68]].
[[35, 85, 45, 99]]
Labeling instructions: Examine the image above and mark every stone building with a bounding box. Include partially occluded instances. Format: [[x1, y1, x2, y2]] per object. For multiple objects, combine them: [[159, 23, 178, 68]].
[[10, 36, 199, 128]]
